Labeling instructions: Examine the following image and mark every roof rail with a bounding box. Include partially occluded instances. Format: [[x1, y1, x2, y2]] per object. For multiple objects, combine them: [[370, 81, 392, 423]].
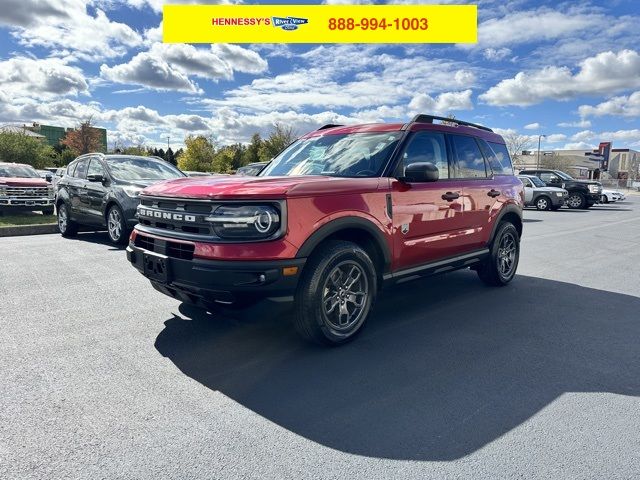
[[407, 114, 493, 133], [317, 124, 343, 131]]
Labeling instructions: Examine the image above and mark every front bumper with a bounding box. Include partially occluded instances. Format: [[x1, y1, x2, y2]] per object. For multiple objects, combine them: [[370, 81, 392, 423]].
[[0, 198, 53, 208], [550, 193, 567, 206], [127, 241, 306, 309]]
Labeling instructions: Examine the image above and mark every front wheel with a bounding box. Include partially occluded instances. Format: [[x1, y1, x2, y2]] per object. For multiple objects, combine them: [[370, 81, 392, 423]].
[[601, 195, 609, 204], [42, 207, 54, 216], [106, 205, 128, 245], [535, 196, 551, 211], [477, 222, 520, 286], [57, 203, 78, 237], [294, 240, 377, 345], [566, 192, 586, 209]]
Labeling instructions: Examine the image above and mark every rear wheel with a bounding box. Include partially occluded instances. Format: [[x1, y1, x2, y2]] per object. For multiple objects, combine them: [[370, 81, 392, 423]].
[[294, 240, 377, 345], [57, 203, 78, 237], [107, 205, 128, 245], [566, 192, 586, 209], [42, 207, 54, 216], [601, 195, 609, 204], [535, 196, 551, 211], [477, 222, 520, 286]]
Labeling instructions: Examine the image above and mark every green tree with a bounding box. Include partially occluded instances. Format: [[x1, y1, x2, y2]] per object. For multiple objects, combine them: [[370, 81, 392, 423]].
[[178, 135, 216, 172], [166, 147, 176, 166], [259, 123, 296, 161], [120, 146, 149, 156], [242, 133, 263, 166], [0, 131, 55, 168]]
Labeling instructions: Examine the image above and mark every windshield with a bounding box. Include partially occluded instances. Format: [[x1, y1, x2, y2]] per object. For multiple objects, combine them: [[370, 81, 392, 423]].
[[530, 176, 546, 187], [0, 164, 40, 178], [260, 132, 403, 177], [106, 156, 184, 181], [556, 171, 573, 180]]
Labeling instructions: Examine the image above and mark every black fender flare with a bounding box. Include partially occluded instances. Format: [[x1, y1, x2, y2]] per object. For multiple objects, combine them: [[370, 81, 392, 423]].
[[488, 203, 523, 244], [295, 216, 392, 273]]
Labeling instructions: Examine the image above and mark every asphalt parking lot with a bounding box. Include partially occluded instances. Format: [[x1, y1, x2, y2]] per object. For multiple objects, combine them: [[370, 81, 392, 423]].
[[1, 198, 639, 480]]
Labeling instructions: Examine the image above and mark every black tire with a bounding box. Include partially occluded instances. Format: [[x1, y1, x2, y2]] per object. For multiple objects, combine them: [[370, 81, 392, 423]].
[[535, 195, 551, 211], [477, 222, 520, 287], [42, 207, 54, 216], [566, 192, 586, 209], [57, 203, 78, 237], [294, 240, 377, 345], [106, 204, 128, 245], [601, 195, 609, 204]]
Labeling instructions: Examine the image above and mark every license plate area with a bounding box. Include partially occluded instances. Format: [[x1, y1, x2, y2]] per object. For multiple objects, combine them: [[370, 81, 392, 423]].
[[143, 252, 170, 283]]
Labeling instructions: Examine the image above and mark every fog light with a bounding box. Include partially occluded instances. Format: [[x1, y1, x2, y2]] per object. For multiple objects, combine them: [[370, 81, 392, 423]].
[[282, 266, 298, 276]]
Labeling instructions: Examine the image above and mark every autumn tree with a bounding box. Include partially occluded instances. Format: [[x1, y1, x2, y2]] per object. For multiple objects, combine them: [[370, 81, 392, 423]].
[[178, 135, 216, 172], [61, 120, 103, 155]]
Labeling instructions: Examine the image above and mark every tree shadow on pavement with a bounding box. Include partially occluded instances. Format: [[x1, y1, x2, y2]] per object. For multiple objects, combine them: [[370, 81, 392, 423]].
[[154, 271, 640, 461]]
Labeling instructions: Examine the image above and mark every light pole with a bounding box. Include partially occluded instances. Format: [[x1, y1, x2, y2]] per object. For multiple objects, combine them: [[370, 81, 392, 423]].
[[536, 134, 546, 169], [166, 136, 170, 151]]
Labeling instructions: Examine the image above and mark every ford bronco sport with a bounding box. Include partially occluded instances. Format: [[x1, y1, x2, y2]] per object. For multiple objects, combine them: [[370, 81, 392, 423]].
[[127, 115, 524, 345]]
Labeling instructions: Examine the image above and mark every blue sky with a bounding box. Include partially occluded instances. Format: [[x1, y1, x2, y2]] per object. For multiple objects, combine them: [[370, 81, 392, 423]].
[[0, 0, 639, 152]]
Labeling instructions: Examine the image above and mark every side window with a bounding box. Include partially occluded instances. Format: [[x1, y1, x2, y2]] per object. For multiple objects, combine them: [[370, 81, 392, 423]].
[[67, 162, 77, 177], [520, 177, 532, 187], [74, 159, 88, 179], [482, 141, 514, 175], [400, 131, 449, 180], [87, 158, 105, 177], [451, 135, 488, 178], [539, 172, 560, 183]]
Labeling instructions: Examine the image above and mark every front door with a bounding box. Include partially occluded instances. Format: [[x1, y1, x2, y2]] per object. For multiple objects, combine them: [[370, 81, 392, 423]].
[[390, 130, 468, 271], [84, 157, 108, 224]]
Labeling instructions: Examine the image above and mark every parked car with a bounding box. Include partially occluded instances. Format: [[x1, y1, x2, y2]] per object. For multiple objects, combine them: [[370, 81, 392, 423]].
[[600, 189, 625, 203], [518, 174, 568, 210], [519, 169, 601, 209], [184, 171, 215, 177], [37, 169, 53, 183], [56, 154, 186, 244], [0, 162, 55, 215], [51, 168, 65, 190], [235, 161, 269, 176], [127, 115, 524, 345]]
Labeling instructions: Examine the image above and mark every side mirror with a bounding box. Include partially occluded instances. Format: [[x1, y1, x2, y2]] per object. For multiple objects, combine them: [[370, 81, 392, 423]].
[[87, 174, 104, 182], [402, 162, 439, 182]]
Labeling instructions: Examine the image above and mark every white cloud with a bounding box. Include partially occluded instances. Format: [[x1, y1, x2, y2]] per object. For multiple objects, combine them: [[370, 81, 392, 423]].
[[126, 0, 239, 14], [100, 52, 202, 93], [557, 119, 592, 128], [571, 130, 596, 142], [578, 91, 640, 118], [408, 90, 474, 115], [524, 122, 541, 130], [562, 142, 595, 150], [4, 2, 142, 62], [545, 134, 567, 143], [100, 43, 268, 92], [483, 48, 511, 61], [480, 50, 640, 106], [0, 57, 89, 99]]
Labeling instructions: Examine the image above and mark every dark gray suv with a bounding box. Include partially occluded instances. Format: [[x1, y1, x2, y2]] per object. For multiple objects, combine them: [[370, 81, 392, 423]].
[[56, 154, 185, 244]]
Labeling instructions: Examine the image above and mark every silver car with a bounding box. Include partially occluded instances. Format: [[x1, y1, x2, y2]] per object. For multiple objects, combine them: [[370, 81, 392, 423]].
[[518, 174, 568, 211]]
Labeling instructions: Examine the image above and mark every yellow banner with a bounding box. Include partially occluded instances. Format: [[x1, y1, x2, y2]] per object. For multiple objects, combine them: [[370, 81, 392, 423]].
[[163, 5, 477, 44]]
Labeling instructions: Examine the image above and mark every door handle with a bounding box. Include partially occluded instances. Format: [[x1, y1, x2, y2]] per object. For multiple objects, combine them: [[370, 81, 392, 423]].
[[487, 189, 501, 198], [441, 192, 460, 201]]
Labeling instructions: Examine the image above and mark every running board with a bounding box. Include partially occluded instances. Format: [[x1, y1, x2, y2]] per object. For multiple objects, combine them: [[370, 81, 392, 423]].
[[383, 249, 490, 283]]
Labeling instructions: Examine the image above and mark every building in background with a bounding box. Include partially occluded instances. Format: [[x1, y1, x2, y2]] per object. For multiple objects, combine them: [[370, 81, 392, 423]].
[[517, 143, 639, 187], [0, 124, 47, 140], [23, 123, 107, 153]]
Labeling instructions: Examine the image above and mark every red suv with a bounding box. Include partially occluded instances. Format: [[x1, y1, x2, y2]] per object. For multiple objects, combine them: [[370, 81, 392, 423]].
[[128, 115, 523, 345]]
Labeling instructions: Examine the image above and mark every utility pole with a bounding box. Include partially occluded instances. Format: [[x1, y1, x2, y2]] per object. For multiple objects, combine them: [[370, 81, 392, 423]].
[[166, 136, 170, 151], [537, 134, 546, 169]]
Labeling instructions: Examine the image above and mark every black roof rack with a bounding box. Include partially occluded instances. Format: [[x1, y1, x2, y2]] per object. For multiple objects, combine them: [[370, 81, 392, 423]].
[[406, 114, 493, 133], [317, 124, 343, 130]]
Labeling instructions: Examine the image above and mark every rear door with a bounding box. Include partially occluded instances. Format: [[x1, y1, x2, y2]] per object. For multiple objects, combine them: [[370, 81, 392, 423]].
[[448, 134, 498, 251], [390, 130, 468, 271], [83, 157, 109, 224]]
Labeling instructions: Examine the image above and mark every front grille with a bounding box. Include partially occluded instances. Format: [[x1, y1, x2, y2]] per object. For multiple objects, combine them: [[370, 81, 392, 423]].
[[138, 197, 214, 237], [135, 233, 195, 261], [2, 186, 50, 198]]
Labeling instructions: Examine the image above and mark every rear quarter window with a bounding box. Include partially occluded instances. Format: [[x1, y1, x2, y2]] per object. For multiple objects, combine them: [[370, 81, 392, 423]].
[[485, 141, 514, 175]]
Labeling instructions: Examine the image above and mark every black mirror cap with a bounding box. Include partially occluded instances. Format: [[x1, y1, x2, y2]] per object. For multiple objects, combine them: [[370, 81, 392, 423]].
[[403, 162, 439, 182], [87, 174, 104, 182]]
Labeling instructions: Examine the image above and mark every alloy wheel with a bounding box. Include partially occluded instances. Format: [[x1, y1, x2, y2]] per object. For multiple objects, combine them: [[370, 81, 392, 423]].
[[497, 231, 517, 279], [58, 205, 67, 232], [567, 194, 582, 208], [537, 197, 548, 210], [321, 260, 369, 331], [108, 208, 122, 241]]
